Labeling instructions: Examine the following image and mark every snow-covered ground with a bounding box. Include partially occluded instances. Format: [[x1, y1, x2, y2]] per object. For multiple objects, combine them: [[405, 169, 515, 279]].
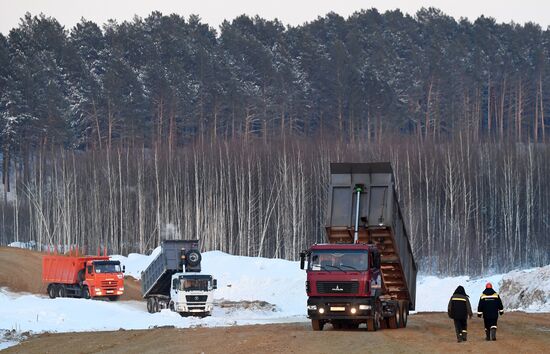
[[1, 245, 549, 350]]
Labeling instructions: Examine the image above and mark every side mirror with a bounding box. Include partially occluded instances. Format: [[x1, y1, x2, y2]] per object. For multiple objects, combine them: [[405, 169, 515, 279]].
[[213, 279, 218, 290], [172, 279, 178, 290], [299, 252, 306, 270], [122, 265, 126, 273]]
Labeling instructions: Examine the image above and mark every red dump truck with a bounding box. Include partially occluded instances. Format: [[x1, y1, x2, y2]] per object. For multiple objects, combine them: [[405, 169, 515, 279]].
[[300, 163, 417, 331], [42, 249, 125, 300]]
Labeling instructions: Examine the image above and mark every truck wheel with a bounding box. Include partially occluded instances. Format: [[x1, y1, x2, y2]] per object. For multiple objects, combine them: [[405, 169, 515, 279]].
[[186, 250, 201, 267], [311, 319, 324, 331], [153, 298, 160, 313], [395, 301, 402, 328], [387, 315, 398, 329], [47, 284, 57, 299], [367, 316, 380, 332], [82, 286, 90, 299], [147, 298, 154, 313], [57, 285, 66, 298], [400, 301, 409, 328]]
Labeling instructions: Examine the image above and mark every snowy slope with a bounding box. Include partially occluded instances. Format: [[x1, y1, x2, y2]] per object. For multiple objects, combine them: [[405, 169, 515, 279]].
[[499, 266, 550, 312]]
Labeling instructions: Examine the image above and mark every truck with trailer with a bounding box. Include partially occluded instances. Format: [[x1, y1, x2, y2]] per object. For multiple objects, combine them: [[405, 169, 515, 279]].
[[300, 162, 417, 331], [141, 240, 217, 317], [42, 248, 125, 300]]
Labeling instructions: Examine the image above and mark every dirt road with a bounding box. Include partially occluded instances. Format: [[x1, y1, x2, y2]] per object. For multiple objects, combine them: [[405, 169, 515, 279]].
[[0, 247, 141, 300], [3, 312, 549, 354]]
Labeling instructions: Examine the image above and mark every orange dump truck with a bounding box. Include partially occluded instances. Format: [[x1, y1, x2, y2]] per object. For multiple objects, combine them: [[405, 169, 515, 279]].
[[42, 251, 125, 300]]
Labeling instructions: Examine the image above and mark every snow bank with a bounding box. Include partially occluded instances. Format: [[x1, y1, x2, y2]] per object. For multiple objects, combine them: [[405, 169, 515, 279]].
[[0, 289, 299, 335], [415, 272, 506, 312], [201, 251, 306, 315], [8, 241, 37, 250], [110, 248, 161, 280], [499, 265, 550, 312]]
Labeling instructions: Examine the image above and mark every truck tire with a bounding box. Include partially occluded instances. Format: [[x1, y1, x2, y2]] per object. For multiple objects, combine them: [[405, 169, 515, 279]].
[[147, 298, 155, 313], [47, 284, 57, 299], [57, 285, 66, 298], [399, 301, 409, 328], [82, 286, 90, 299], [387, 315, 398, 329], [153, 297, 160, 313], [395, 301, 402, 328], [186, 250, 201, 267], [367, 315, 380, 332], [311, 319, 324, 331]]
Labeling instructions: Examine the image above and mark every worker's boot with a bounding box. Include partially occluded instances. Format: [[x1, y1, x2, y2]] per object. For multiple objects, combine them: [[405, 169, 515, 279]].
[[485, 329, 490, 341], [461, 331, 467, 342], [490, 327, 497, 341], [456, 330, 463, 342]]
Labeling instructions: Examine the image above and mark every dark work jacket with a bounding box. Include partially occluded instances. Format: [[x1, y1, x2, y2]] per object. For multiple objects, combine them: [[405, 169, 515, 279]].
[[448, 293, 473, 320], [477, 288, 504, 319]]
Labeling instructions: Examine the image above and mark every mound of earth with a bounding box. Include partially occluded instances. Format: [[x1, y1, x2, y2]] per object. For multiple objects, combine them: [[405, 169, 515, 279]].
[[0, 247, 142, 301]]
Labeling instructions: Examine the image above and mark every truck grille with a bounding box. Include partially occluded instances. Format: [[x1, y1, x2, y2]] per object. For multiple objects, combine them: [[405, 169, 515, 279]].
[[316, 281, 359, 294], [186, 295, 208, 302], [101, 280, 118, 288]]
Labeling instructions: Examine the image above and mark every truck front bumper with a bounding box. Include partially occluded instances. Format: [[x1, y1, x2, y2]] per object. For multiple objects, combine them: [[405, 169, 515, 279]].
[[307, 297, 375, 320]]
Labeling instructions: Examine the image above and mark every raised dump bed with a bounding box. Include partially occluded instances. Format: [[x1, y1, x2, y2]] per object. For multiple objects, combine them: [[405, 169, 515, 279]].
[[326, 162, 417, 310], [141, 240, 201, 298]]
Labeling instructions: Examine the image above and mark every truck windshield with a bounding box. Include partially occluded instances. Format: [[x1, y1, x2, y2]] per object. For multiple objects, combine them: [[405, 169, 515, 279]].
[[180, 278, 211, 291], [309, 250, 368, 271], [94, 261, 121, 273]]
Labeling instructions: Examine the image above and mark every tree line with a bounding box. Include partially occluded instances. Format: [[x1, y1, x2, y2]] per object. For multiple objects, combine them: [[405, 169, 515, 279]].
[[1, 138, 548, 275], [0, 8, 549, 274]]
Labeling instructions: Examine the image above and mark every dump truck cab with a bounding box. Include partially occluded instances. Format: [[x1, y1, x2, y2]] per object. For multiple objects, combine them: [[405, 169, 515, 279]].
[[170, 273, 217, 316], [83, 259, 125, 298], [303, 243, 382, 321], [301, 163, 417, 331]]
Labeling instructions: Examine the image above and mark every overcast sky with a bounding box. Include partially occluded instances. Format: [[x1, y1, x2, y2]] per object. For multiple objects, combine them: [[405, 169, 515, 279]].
[[0, 0, 548, 34]]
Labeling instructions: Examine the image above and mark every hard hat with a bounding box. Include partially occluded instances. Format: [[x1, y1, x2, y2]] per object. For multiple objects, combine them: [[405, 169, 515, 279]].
[[486, 282, 492, 289]]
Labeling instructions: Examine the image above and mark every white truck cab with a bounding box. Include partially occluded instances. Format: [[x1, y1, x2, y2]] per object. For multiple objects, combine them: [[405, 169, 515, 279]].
[[170, 273, 217, 317]]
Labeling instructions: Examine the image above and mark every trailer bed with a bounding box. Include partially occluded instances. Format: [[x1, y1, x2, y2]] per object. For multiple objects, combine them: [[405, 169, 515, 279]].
[[326, 162, 417, 309]]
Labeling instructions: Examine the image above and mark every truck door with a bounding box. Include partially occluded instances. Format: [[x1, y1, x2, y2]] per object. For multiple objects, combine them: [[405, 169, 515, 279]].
[[171, 278, 179, 301], [86, 264, 95, 287]]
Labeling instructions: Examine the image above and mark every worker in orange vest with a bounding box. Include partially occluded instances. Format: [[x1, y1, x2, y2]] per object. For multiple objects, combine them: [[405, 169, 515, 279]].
[[477, 282, 504, 341]]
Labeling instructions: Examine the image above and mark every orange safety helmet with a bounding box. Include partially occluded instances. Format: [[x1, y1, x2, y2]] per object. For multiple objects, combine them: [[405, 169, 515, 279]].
[[485, 282, 493, 289]]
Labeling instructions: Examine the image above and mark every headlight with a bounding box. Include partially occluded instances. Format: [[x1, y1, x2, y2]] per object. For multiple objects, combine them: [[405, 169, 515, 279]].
[[95, 288, 101, 292], [118, 287, 124, 291], [318, 308, 325, 314], [350, 308, 357, 314], [307, 305, 317, 310], [359, 305, 371, 310]]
